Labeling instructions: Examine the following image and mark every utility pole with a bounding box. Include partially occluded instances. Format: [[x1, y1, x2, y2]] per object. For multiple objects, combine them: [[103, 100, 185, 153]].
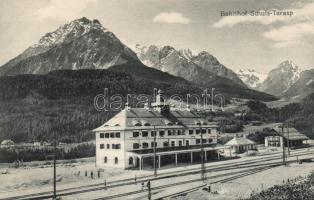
[[200, 124, 205, 182], [53, 129, 57, 200], [281, 126, 286, 165], [153, 125, 157, 177], [147, 180, 151, 200], [287, 123, 290, 156]]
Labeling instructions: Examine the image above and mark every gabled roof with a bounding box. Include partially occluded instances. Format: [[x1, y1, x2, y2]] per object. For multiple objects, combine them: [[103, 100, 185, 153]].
[[272, 127, 309, 141], [225, 136, 256, 146], [93, 107, 217, 132]]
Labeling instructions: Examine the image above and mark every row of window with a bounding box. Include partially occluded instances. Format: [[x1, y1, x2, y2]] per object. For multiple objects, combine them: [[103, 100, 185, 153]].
[[103, 156, 118, 164], [99, 143, 121, 149], [99, 132, 120, 139], [99, 129, 213, 139], [132, 138, 213, 149], [132, 129, 212, 138]]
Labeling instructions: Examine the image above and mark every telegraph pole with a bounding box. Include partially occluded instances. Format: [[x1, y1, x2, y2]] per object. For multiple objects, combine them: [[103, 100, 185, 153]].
[[153, 125, 157, 177], [147, 180, 151, 200], [53, 130, 57, 200], [287, 122, 290, 156], [200, 124, 205, 182], [281, 126, 286, 165]]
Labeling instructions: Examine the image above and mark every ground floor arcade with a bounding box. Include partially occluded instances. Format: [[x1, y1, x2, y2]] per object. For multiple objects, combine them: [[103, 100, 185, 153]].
[[127, 146, 229, 170]]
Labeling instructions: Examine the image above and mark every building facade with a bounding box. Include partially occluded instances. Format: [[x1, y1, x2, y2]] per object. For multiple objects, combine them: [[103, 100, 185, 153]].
[[265, 126, 309, 148], [93, 91, 224, 169], [225, 135, 257, 154]]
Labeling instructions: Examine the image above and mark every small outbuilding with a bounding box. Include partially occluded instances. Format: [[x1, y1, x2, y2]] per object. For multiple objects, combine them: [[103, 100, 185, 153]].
[[265, 126, 308, 148], [225, 135, 257, 154]]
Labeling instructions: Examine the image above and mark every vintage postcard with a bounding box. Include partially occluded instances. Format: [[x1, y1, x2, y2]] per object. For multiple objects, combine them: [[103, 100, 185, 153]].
[[0, 0, 313, 199]]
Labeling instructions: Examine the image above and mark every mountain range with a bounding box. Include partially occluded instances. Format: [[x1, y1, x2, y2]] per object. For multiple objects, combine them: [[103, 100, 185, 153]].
[[237, 61, 314, 100], [1, 16, 313, 143], [0, 17, 276, 101], [132, 44, 246, 87]]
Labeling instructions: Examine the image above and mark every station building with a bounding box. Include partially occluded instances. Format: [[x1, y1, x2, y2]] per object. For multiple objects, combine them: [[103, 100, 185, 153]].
[[93, 90, 226, 169]]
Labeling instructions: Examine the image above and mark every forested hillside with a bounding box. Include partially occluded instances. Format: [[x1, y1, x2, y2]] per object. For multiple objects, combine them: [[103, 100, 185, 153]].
[[245, 93, 314, 139], [0, 68, 200, 143]]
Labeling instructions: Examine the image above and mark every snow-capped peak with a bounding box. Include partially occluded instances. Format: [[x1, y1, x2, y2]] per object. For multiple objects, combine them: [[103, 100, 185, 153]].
[[236, 68, 267, 89], [34, 17, 108, 48], [278, 60, 303, 86]]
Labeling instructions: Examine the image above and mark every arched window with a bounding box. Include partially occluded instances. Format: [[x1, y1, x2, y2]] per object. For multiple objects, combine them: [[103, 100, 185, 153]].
[[129, 157, 133, 165], [114, 157, 118, 164], [104, 156, 107, 163]]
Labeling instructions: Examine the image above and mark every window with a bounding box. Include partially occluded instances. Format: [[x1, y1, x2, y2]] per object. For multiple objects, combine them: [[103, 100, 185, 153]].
[[105, 133, 110, 138], [201, 129, 207, 134], [189, 130, 194, 135], [115, 157, 118, 164], [159, 131, 165, 137], [100, 133, 104, 138], [151, 131, 157, 137], [104, 157, 107, 163], [133, 132, 139, 137], [151, 141, 157, 148], [196, 130, 201, 134], [168, 130, 172, 136], [129, 157, 133, 165], [208, 129, 211, 134], [179, 141, 182, 146], [107, 144, 110, 149], [202, 139, 207, 143], [142, 142, 149, 149], [196, 139, 200, 144], [133, 143, 140, 149], [163, 141, 169, 147], [116, 132, 120, 138], [186, 140, 190, 146], [100, 144, 104, 149], [208, 138, 213, 143], [142, 131, 148, 137], [178, 130, 185, 135], [171, 141, 175, 147], [110, 132, 115, 138], [112, 144, 121, 149]]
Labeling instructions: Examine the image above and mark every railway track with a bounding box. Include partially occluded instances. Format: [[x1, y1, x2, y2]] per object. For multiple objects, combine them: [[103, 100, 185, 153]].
[[95, 164, 279, 200], [1, 149, 312, 200]]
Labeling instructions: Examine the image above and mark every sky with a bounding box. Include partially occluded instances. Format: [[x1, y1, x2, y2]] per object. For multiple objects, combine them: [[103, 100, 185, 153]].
[[0, 0, 313, 73]]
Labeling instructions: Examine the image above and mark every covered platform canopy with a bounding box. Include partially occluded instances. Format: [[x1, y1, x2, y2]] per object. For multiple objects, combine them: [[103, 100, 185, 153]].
[[127, 144, 229, 170]]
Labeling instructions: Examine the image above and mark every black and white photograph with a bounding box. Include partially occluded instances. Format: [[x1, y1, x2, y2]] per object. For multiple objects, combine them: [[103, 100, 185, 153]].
[[0, 0, 314, 199]]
